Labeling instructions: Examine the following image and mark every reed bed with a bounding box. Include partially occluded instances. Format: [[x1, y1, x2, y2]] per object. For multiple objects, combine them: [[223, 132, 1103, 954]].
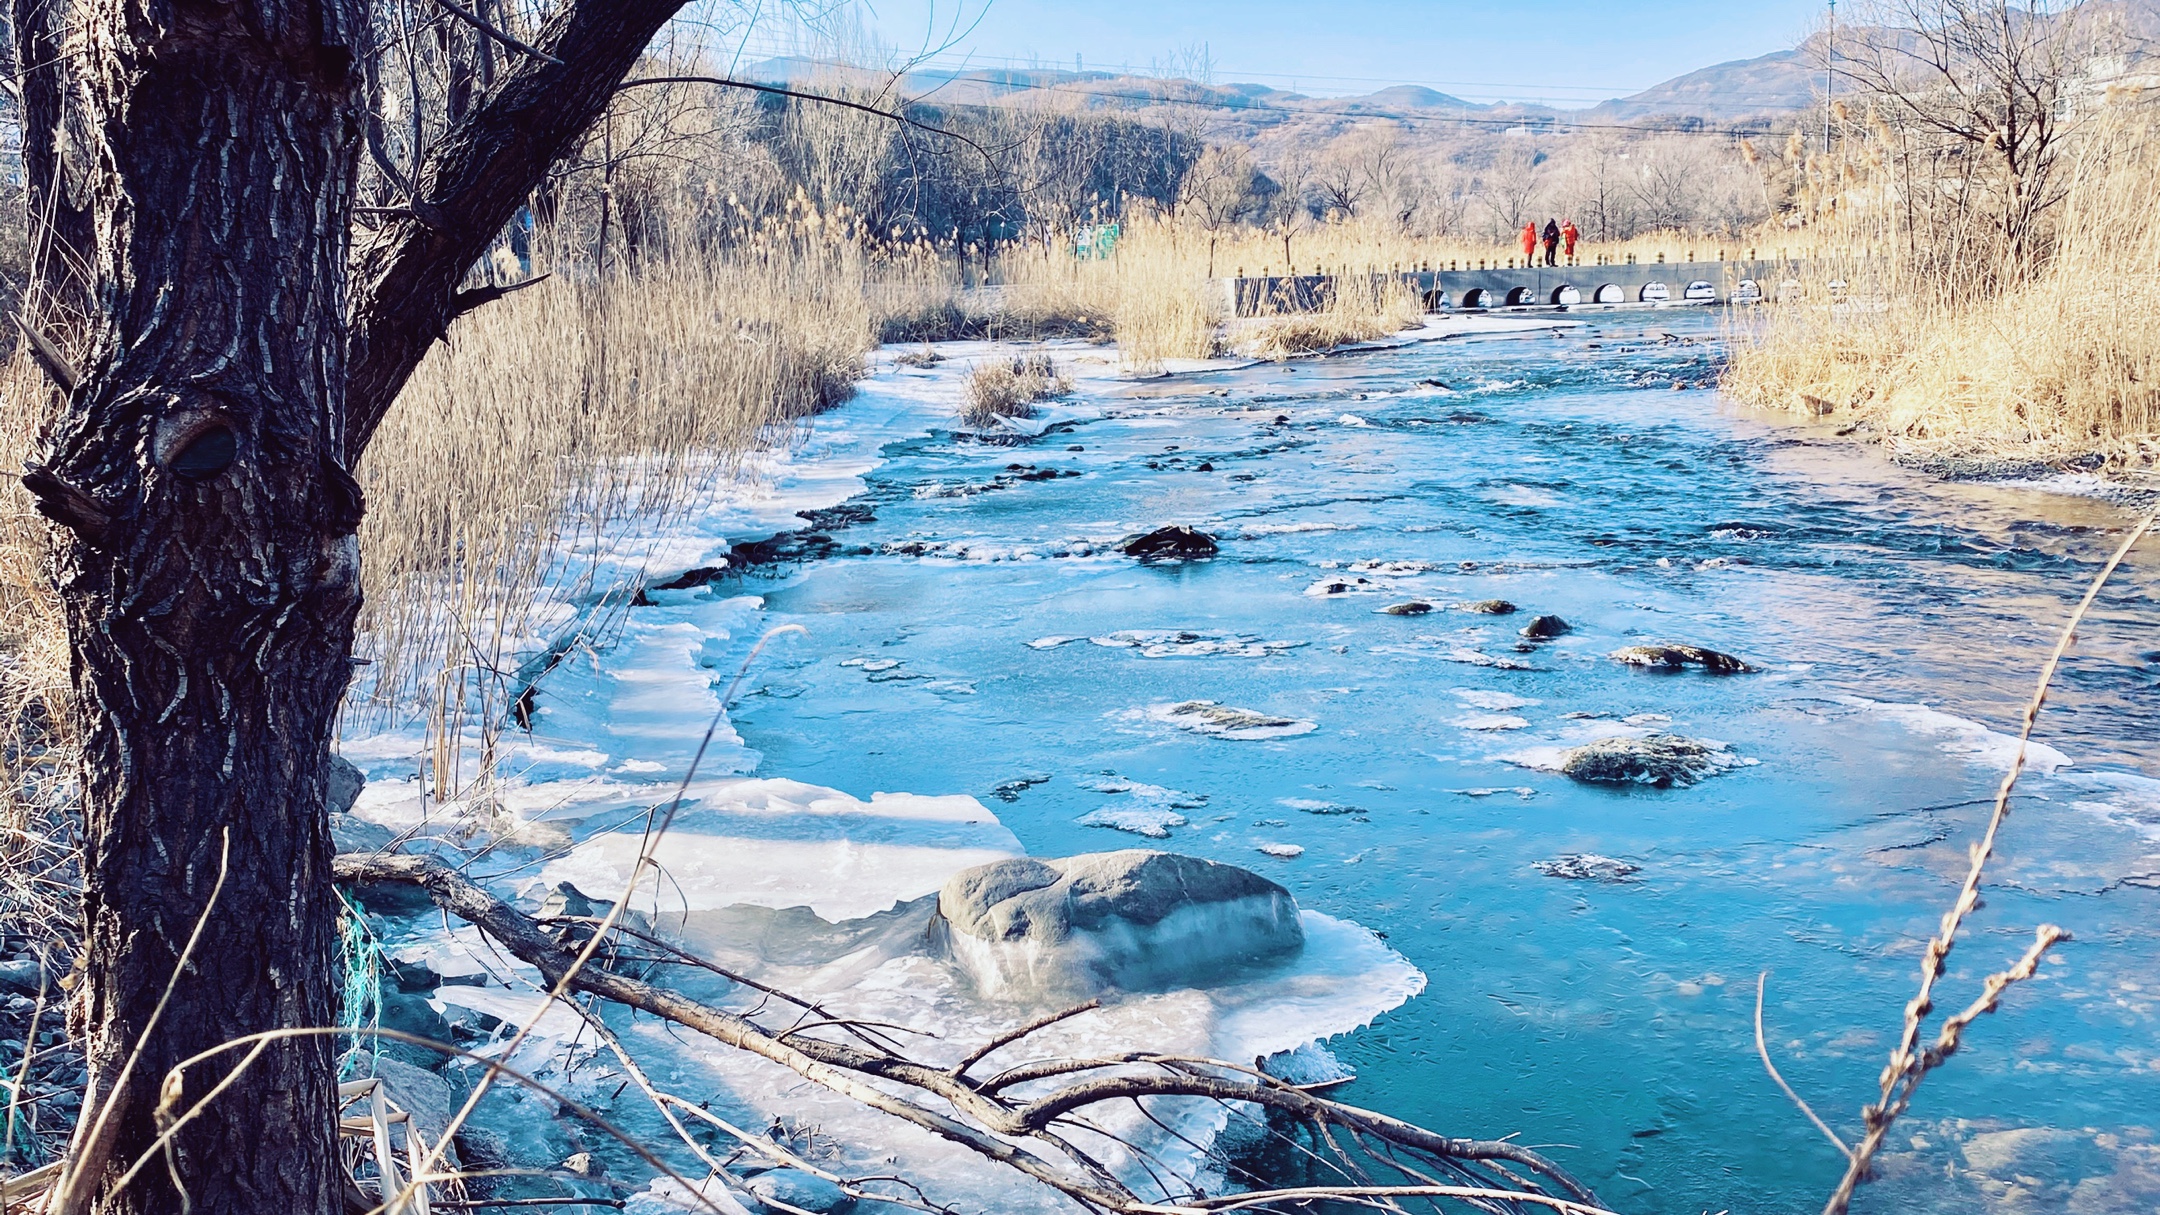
[[960, 354, 1070, 426], [1724, 112, 2160, 467]]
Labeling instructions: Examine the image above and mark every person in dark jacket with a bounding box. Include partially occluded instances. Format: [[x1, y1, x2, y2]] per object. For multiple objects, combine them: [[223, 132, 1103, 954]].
[[1542, 219, 1561, 267]]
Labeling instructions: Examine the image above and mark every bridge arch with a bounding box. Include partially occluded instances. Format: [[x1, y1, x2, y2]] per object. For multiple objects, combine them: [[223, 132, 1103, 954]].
[[1551, 284, 1581, 306], [1593, 283, 1625, 304], [1639, 281, 1671, 303], [1504, 285, 1538, 307], [1461, 287, 1491, 310], [1684, 280, 1717, 303], [1734, 278, 1763, 304], [1423, 288, 1451, 311]]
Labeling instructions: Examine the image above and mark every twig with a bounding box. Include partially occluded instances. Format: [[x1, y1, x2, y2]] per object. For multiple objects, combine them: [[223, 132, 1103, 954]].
[[9, 314, 79, 393], [430, 0, 560, 65], [1823, 504, 2156, 1214], [615, 76, 999, 164], [110, 1027, 730, 1215], [952, 999, 1101, 1078], [1753, 972, 1851, 1159]]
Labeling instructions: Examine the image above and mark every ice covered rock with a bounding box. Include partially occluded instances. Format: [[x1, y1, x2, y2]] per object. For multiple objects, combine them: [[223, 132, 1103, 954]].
[[1453, 599, 1518, 614], [1077, 805, 1187, 838], [1608, 643, 1753, 673], [1120, 526, 1218, 560], [1151, 700, 1317, 740], [930, 851, 1305, 1001], [1560, 733, 1740, 787], [1378, 600, 1434, 615], [1532, 854, 1642, 882]]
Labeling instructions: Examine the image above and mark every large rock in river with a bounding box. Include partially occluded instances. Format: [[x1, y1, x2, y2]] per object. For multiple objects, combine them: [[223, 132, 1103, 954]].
[[929, 851, 1304, 1001], [1560, 733, 1738, 787], [1609, 643, 1753, 673], [1120, 526, 1218, 560]]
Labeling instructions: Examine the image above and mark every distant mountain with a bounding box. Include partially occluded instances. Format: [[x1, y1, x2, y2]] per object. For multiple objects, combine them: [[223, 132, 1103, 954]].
[[741, 45, 1821, 134], [1586, 49, 1820, 125], [1346, 85, 1485, 112]]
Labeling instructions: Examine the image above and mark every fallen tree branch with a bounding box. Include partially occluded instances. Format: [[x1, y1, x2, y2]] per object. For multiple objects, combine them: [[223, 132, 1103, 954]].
[[335, 851, 1604, 1214]]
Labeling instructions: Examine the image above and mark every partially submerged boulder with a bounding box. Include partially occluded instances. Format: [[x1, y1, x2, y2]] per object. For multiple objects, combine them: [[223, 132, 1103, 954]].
[[1454, 599, 1518, 614], [1520, 614, 1572, 640], [1120, 526, 1219, 560], [930, 851, 1304, 1000], [1378, 600, 1434, 616], [1560, 733, 1738, 787], [1608, 644, 1753, 674]]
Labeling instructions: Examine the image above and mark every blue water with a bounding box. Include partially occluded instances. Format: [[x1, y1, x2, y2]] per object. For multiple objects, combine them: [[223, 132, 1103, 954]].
[[724, 312, 2160, 1213]]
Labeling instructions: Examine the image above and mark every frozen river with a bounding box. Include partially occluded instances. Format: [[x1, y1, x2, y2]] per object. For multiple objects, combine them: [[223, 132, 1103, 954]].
[[712, 311, 2160, 1212]]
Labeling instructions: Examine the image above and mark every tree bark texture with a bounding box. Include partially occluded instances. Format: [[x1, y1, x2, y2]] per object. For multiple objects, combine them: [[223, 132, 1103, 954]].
[[20, 3, 368, 1212]]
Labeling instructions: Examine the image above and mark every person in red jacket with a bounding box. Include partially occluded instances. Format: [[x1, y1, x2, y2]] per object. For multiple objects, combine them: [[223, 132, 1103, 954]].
[[1520, 221, 1537, 268], [1561, 220, 1580, 262]]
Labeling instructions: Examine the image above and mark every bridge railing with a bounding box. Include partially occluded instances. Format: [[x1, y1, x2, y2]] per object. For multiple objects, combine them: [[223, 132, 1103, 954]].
[[1216, 259, 1824, 317]]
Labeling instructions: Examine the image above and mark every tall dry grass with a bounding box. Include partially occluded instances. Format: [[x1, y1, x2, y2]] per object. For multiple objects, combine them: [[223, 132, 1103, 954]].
[[0, 355, 77, 982], [352, 224, 875, 803], [1724, 109, 2160, 466]]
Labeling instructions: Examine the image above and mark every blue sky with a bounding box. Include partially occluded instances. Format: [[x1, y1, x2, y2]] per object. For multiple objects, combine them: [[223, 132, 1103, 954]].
[[828, 0, 1828, 106]]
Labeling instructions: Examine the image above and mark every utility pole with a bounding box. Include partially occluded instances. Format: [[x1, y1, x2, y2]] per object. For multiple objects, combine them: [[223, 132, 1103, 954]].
[[1825, 0, 1836, 149]]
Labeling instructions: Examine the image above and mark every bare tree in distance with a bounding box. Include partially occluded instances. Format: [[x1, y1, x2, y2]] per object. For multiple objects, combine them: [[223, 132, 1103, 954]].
[[1833, 0, 2119, 272], [1478, 145, 1549, 244], [1179, 144, 1264, 276]]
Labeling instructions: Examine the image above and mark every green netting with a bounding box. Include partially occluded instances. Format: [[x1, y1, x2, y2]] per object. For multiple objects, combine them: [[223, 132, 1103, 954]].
[[335, 887, 384, 1080]]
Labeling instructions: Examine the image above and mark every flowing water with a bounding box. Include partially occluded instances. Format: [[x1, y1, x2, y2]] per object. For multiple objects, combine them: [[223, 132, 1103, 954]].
[[714, 311, 2160, 1213]]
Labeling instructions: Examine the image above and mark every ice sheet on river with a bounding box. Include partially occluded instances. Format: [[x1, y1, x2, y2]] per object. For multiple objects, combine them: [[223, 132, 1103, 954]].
[[345, 353, 1425, 1213]]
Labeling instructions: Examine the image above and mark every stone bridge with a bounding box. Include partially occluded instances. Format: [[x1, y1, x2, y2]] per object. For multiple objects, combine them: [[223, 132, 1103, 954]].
[[1215, 258, 1808, 316]]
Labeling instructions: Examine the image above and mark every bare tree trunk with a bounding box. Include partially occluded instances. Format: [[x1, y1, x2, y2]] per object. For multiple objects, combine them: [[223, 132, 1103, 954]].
[[19, 4, 369, 1213], [12, 1, 697, 1211]]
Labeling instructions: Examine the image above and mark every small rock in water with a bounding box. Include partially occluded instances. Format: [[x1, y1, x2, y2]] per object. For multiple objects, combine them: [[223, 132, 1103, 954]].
[[1560, 733, 1739, 787], [1608, 644, 1754, 674], [1280, 798, 1363, 816], [1520, 614, 1572, 639], [1454, 599, 1518, 614], [991, 774, 1051, 802], [743, 1168, 851, 1213], [1120, 525, 1219, 560], [1257, 843, 1306, 859], [1379, 601, 1435, 615], [1155, 700, 1318, 740], [1533, 854, 1643, 882]]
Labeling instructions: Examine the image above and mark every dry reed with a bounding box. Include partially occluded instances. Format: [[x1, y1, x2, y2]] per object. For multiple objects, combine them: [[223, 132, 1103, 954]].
[[960, 353, 1070, 425], [1724, 109, 2160, 466], [352, 219, 873, 807]]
